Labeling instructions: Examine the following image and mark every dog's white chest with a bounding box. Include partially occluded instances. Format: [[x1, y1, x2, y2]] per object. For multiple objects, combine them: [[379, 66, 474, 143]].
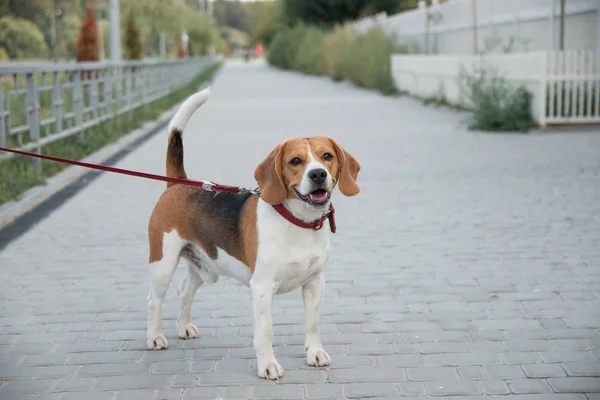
[[254, 203, 331, 294]]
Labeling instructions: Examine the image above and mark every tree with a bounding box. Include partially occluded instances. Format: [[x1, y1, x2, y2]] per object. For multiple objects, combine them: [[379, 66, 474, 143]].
[[1, 0, 83, 60], [176, 37, 186, 58], [212, 0, 249, 33], [121, 0, 218, 58], [0, 16, 49, 59], [283, 0, 401, 26], [76, 4, 99, 62], [124, 8, 143, 59], [245, 0, 285, 46], [184, 11, 219, 55]]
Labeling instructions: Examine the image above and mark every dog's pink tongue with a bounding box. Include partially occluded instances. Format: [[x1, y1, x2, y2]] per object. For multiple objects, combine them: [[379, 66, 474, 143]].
[[310, 191, 328, 201]]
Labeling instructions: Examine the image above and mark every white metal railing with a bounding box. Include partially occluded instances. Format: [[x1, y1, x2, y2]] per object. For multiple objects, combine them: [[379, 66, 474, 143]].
[[0, 56, 220, 171]]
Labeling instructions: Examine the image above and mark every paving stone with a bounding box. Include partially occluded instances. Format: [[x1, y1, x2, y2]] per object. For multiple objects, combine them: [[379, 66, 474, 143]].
[[398, 382, 426, 396], [548, 377, 600, 393], [114, 390, 155, 400], [484, 364, 526, 379], [425, 352, 502, 366], [418, 342, 469, 354], [171, 374, 200, 388], [305, 383, 344, 399], [425, 380, 482, 396], [54, 378, 95, 392], [561, 362, 600, 377], [329, 368, 406, 383], [38, 366, 80, 379], [540, 351, 594, 363], [507, 379, 553, 394], [77, 362, 153, 377], [94, 375, 171, 390], [377, 354, 424, 367], [68, 351, 144, 365], [157, 389, 185, 400], [479, 380, 510, 395], [458, 366, 487, 380], [522, 363, 567, 378], [62, 392, 114, 400], [0, 379, 56, 394], [251, 385, 303, 399], [181, 387, 222, 399], [152, 361, 191, 374], [344, 383, 398, 398], [406, 367, 459, 381]]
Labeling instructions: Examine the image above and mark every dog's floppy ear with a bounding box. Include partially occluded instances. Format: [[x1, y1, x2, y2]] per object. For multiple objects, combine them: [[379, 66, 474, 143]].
[[254, 143, 287, 205], [330, 138, 360, 197]]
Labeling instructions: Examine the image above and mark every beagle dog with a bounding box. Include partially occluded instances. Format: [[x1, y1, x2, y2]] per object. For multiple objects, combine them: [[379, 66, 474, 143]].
[[146, 88, 360, 379]]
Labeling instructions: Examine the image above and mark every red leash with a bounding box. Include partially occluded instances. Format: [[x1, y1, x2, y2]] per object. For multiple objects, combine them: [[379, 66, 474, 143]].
[[0, 146, 336, 232], [0, 146, 255, 195]]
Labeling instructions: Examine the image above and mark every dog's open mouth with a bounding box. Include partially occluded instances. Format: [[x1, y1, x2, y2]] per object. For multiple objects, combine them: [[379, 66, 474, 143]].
[[296, 188, 330, 206]]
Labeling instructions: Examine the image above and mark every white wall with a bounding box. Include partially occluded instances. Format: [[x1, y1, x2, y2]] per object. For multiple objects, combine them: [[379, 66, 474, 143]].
[[391, 52, 547, 124], [355, 0, 600, 55], [391, 50, 600, 126]]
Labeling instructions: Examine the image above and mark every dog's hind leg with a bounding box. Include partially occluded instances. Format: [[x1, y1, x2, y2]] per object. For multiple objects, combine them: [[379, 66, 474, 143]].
[[147, 231, 185, 350], [177, 257, 203, 339], [177, 245, 218, 340]]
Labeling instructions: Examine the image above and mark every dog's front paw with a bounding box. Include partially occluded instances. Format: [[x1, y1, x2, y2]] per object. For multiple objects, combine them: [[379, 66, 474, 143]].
[[178, 323, 199, 340], [147, 333, 168, 350], [257, 358, 284, 380], [306, 347, 331, 367]]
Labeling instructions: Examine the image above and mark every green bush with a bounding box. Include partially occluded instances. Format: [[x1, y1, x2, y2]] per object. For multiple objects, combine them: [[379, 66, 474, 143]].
[[458, 64, 535, 132], [294, 26, 325, 75], [316, 24, 356, 81], [0, 16, 49, 60], [268, 23, 399, 95]]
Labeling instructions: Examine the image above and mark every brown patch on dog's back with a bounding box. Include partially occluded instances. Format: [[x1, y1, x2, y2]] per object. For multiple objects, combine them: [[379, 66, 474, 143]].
[[148, 184, 258, 269]]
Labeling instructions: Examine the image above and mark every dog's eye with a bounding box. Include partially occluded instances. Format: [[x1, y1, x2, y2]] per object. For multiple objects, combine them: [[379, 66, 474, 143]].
[[323, 153, 334, 161], [289, 157, 302, 165]]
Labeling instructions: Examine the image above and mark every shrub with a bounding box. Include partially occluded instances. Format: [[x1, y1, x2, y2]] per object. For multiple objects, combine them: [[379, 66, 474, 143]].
[[458, 64, 535, 132], [0, 47, 8, 61], [267, 22, 399, 95], [317, 24, 356, 81], [0, 16, 49, 60], [124, 8, 143, 60], [294, 26, 325, 75], [76, 5, 99, 62], [217, 40, 230, 56]]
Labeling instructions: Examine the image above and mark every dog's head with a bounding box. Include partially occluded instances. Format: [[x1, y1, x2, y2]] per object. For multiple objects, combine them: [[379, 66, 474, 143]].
[[254, 136, 360, 209]]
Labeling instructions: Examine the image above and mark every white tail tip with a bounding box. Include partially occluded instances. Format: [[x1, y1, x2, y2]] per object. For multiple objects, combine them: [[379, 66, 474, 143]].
[[168, 87, 211, 133]]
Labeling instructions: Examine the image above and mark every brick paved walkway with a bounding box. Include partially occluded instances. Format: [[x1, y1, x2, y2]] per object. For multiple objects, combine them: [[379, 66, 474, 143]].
[[1, 60, 599, 399]]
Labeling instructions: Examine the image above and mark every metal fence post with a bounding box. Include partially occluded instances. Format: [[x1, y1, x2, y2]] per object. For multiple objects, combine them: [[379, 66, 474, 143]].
[[103, 67, 112, 125], [26, 72, 41, 173], [90, 70, 99, 121], [52, 71, 64, 136], [126, 66, 132, 118], [73, 69, 84, 143], [0, 76, 5, 149]]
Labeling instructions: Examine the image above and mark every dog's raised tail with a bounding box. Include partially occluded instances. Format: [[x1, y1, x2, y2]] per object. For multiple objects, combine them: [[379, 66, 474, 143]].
[[166, 87, 211, 186]]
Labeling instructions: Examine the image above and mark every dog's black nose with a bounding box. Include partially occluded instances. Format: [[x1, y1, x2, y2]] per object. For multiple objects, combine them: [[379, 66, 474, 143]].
[[309, 168, 328, 185]]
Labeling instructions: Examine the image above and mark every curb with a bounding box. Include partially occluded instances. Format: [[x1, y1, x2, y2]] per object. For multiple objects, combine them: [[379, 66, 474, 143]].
[[0, 62, 222, 249]]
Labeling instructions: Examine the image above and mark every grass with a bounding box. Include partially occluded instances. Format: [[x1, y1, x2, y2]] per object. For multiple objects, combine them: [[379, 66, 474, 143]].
[[0, 61, 221, 206]]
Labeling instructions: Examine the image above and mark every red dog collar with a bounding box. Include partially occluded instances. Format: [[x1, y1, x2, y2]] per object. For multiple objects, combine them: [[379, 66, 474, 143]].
[[271, 203, 336, 233]]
